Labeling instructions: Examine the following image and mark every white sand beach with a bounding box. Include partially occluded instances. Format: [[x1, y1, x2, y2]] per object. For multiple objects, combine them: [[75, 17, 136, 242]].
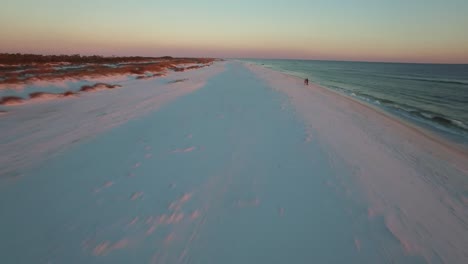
[[0, 61, 467, 264]]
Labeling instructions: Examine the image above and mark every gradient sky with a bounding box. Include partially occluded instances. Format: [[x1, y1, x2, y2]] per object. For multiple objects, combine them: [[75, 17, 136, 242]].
[[1, 0, 468, 63]]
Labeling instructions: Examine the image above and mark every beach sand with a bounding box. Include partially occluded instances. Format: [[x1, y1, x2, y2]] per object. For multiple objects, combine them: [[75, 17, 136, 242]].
[[0, 61, 467, 263], [247, 62, 468, 263]]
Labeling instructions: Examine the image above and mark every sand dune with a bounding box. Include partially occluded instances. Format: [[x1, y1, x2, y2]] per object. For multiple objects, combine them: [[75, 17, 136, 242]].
[[0, 54, 215, 87]]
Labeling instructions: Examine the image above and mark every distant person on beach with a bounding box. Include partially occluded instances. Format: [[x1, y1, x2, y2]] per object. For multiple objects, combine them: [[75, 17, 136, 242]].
[[304, 78, 309, 85]]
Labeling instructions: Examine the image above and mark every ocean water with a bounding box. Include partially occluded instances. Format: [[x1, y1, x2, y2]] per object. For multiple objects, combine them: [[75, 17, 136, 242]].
[[245, 59, 468, 144]]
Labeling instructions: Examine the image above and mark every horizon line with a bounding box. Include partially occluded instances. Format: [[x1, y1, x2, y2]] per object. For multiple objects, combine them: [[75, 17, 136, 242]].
[[1, 52, 467, 65], [232, 57, 468, 65]]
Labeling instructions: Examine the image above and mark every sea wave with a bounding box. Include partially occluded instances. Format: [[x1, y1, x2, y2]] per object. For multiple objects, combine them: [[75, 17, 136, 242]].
[[352, 72, 468, 86], [383, 103, 468, 133], [346, 91, 468, 134], [392, 76, 468, 86], [408, 111, 468, 131]]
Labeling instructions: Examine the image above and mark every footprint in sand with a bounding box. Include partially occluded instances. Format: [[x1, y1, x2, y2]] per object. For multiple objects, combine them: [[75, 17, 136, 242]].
[[91, 239, 131, 256], [278, 207, 285, 217], [281, 102, 287, 110], [144, 146, 153, 159], [128, 217, 139, 226], [304, 130, 313, 143], [130, 192, 144, 201], [354, 237, 361, 252], [94, 181, 114, 193], [235, 198, 260, 208], [172, 146, 196, 153], [190, 210, 201, 220]]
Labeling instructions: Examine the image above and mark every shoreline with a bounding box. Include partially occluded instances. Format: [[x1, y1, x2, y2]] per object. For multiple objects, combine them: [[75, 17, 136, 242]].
[[243, 60, 468, 146], [246, 61, 468, 263], [244, 61, 468, 163]]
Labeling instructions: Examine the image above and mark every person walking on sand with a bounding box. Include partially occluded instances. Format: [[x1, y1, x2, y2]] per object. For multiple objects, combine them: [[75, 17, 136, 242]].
[[304, 78, 309, 85]]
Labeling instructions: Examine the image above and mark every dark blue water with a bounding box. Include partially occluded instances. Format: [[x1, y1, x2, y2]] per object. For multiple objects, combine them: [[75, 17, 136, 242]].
[[246, 59, 468, 143]]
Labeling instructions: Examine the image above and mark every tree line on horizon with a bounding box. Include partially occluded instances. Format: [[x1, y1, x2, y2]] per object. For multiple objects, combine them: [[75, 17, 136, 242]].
[[0, 53, 174, 65]]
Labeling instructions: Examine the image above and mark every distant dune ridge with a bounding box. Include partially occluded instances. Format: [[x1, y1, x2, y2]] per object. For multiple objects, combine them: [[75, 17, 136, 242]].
[[0, 53, 215, 86], [0, 53, 216, 106]]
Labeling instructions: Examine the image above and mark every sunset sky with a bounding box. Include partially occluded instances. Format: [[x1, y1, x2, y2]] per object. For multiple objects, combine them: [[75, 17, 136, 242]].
[[1, 0, 467, 63]]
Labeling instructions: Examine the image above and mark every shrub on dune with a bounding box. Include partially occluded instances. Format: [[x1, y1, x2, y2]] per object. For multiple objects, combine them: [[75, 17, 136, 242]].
[[0, 96, 24, 105], [80, 85, 95, 92], [30, 91, 78, 99], [80, 83, 121, 92], [186, 65, 204, 70], [29, 92, 49, 99], [130, 67, 145, 74], [62, 91, 77, 97], [94, 83, 121, 89], [29, 92, 62, 100], [170, 67, 185, 72]]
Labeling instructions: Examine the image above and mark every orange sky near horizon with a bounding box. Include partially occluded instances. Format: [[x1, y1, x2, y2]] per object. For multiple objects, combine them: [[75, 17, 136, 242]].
[[1, 0, 468, 63]]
